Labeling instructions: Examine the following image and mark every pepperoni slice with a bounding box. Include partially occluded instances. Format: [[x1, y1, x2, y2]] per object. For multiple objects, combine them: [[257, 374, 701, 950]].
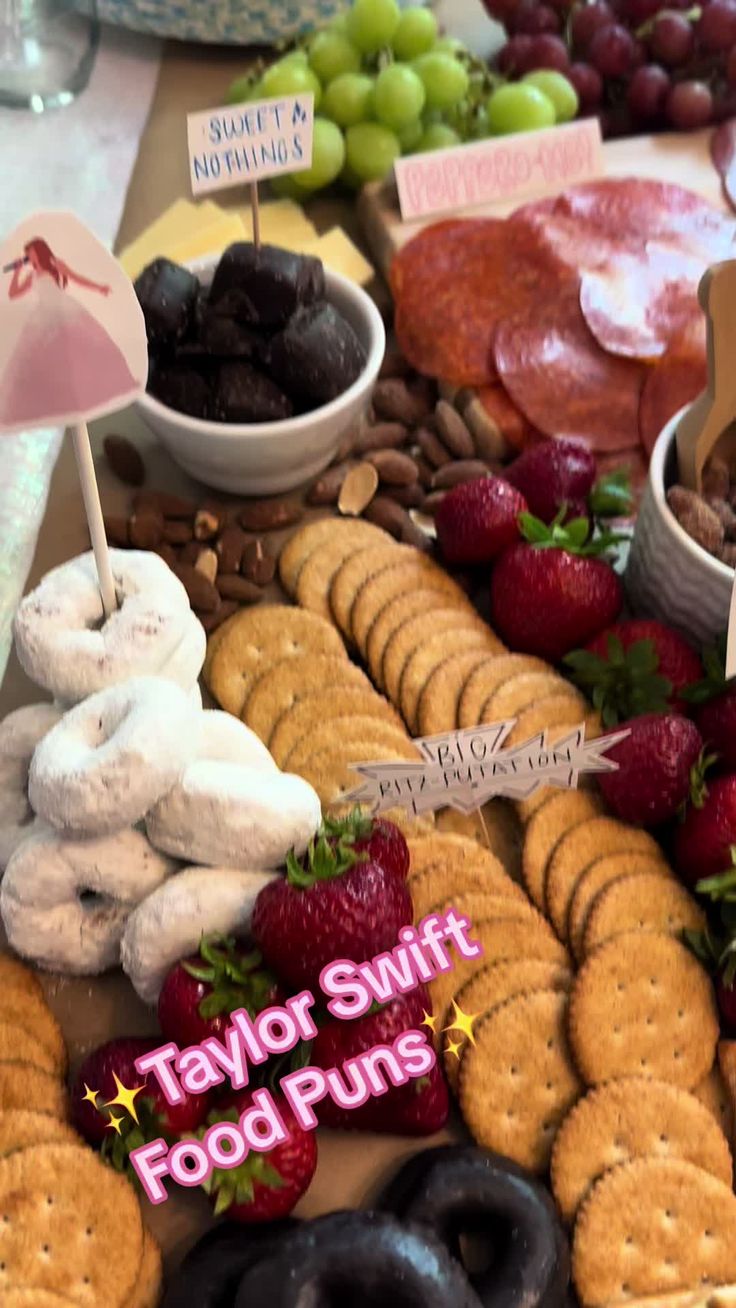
[[475, 383, 544, 452], [579, 244, 703, 360], [390, 217, 573, 386], [711, 120, 736, 215], [638, 323, 707, 457], [493, 281, 645, 452]]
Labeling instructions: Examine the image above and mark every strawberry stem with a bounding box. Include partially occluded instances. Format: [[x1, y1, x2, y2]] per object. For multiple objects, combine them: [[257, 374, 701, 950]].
[[518, 508, 627, 557], [286, 831, 362, 890]]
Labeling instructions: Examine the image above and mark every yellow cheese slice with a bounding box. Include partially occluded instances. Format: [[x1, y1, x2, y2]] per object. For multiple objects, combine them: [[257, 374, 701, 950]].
[[118, 199, 230, 279], [238, 198, 319, 247], [166, 214, 247, 265], [304, 227, 374, 286]]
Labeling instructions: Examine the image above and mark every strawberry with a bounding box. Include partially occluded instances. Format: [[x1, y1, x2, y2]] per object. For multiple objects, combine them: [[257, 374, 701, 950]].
[[323, 809, 410, 880], [565, 620, 703, 725], [202, 1094, 317, 1222], [596, 712, 703, 827], [158, 935, 282, 1051], [310, 987, 448, 1135], [489, 512, 624, 662], [682, 636, 736, 773], [674, 773, 736, 889], [72, 1036, 211, 1166], [716, 972, 736, 1034], [435, 475, 527, 566], [504, 438, 596, 524], [251, 832, 413, 994]]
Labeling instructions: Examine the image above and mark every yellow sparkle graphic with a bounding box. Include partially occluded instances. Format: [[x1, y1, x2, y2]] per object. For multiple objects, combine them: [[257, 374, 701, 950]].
[[106, 1112, 125, 1136], [445, 1038, 463, 1061], [104, 1073, 145, 1124], [420, 1010, 437, 1034], [81, 1083, 100, 1108], [444, 1001, 480, 1046]]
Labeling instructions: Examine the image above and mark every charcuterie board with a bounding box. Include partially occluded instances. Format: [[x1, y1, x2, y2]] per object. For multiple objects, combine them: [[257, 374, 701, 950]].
[[358, 127, 729, 277]]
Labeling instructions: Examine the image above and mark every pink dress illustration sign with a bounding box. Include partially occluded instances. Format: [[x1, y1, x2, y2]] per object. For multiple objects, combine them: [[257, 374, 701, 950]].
[[0, 211, 147, 433]]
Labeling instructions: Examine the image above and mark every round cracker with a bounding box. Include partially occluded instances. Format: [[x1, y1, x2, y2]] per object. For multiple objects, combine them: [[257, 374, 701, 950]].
[[278, 518, 390, 596], [506, 696, 600, 748], [407, 833, 524, 896], [0, 1023, 58, 1077], [572, 1157, 736, 1307], [582, 871, 706, 959], [426, 890, 548, 934], [0, 1063, 68, 1119], [242, 655, 369, 743], [351, 560, 473, 658], [435, 801, 523, 883], [0, 1143, 143, 1307], [400, 626, 497, 733], [568, 931, 718, 1090], [410, 863, 525, 925], [545, 816, 660, 941], [284, 717, 414, 771], [458, 655, 550, 730], [695, 1064, 735, 1147], [366, 590, 466, 690], [269, 687, 402, 767], [459, 989, 582, 1174], [522, 791, 607, 911], [208, 606, 346, 716], [128, 1231, 163, 1308], [2, 1292, 79, 1307], [446, 958, 573, 1090], [481, 671, 578, 724], [418, 650, 504, 737], [0, 1110, 79, 1158], [0, 955, 44, 1003], [568, 852, 673, 963], [296, 539, 381, 623], [551, 1077, 733, 1224], [297, 738, 419, 809], [383, 610, 488, 708], [0, 992, 66, 1075], [428, 916, 570, 1034], [329, 544, 413, 640]]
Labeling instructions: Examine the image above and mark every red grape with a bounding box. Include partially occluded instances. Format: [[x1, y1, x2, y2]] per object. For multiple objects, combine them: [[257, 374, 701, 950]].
[[511, 1, 561, 34], [567, 60, 604, 109], [714, 87, 736, 118], [629, 36, 647, 67], [497, 34, 535, 73], [589, 22, 637, 75], [622, 0, 661, 23], [527, 32, 571, 68], [649, 12, 695, 66], [626, 62, 670, 120], [570, 1, 615, 52], [696, 0, 736, 50], [666, 78, 714, 128], [728, 44, 736, 81]]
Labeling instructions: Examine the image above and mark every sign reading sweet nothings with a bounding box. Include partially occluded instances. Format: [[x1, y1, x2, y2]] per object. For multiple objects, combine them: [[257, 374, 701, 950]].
[[186, 94, 315, 197], [344, 720, 628, 817]]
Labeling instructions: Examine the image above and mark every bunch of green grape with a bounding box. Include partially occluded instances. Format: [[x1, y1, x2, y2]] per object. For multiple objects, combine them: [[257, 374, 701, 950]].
[[227, 0, 579, 196]]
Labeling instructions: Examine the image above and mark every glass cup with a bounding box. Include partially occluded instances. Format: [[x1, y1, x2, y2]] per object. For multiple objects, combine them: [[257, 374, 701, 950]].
[[0, 0, 99, 111]]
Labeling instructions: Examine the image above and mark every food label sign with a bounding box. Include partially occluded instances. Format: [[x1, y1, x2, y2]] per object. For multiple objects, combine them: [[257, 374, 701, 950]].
[[186, 94, 315, 197], [345, 719, 628, 817], [394, 117, 603, 222]]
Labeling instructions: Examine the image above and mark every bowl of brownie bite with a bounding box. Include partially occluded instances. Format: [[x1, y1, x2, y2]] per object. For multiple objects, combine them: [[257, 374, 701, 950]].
[[133, 242, 385, 495]]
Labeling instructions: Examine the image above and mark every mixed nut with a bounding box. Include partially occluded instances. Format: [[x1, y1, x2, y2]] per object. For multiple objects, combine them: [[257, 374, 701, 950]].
[[667, 454, 736, 567]]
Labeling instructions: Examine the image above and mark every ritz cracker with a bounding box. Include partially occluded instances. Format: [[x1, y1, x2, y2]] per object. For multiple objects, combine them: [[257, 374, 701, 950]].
[[129, 907, 482, 1203]]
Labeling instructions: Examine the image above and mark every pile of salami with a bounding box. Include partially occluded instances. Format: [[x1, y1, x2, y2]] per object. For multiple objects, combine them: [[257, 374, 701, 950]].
[[390, 178, 736, 473]]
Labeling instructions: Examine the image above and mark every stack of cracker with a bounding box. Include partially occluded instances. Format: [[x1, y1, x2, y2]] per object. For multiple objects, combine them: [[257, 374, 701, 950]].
[[0, 953, 161, 1307]]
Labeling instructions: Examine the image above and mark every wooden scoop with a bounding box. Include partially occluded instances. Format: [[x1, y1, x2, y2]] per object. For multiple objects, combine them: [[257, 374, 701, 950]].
[[676, 260, 736, 492]]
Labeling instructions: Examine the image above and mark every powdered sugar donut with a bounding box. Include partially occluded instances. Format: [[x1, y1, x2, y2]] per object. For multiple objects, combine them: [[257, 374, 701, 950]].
[[13, 550, 190, 703], [158, 610, 206, 692], [196, 710, 278, 772], [0, 703, 62, 870], [29, 677, 198, 837], [1, 826, 177, 974], [120, 865, 276, 1003]]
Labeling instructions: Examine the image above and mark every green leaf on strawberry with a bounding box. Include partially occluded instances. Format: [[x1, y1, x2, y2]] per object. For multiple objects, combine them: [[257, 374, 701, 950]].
[[184, 935, 277, 1022], [564, 635, 673, 727], [682, 632, 731, 706], [588, 469, 633, 520], [286, 832, 361, 890], [517, 508, 627, 558]]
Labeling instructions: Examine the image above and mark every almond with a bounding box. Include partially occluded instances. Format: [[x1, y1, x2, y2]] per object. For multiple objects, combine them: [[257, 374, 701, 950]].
[[179, 540, 201, 566], [338, 463, 379, 516], [103, 516, 129, 547], [133, 490, 196, 519], [364, 448, 419, 487], [216, 574, 263, 603], [154, 543, 178, 568], [414, 454, 435, 489], [432, 460, 492, 491], [129, 511, 164, 550], [354, 421, 408, 453], [372, 378, 431, 427], [200, 600, 239, 633], [462, 396, 513, 462], [238, 498, 303, 532], [216, 524, 247, 574], [434, 400, 475, 460], [172, 563, 220, 613], [416, 426, 452, 469], [241, 539, 275, 587], [421, 490, 447, 517], [194, 507, 223, 541], [383, 481, 425, 509], [307, 462, 353, 506], [364, 496, 432, 552], [379, 349, 411, 379], [103, 434, 145, 487], [163, 520, 194, 545], [194, 548, 218, 585]]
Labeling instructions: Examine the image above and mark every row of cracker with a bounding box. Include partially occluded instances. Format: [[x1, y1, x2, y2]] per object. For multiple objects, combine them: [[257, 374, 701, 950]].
[[0, 954, 161, 1308]]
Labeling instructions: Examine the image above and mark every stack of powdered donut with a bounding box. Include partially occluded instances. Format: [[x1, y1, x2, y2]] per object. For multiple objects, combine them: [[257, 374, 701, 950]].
[[0, 548, 321, 1002]]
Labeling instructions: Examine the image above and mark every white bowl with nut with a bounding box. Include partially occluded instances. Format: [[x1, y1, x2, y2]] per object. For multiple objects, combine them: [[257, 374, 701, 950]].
[[134, 247, 386, 496], [626, 406, 735, 645]]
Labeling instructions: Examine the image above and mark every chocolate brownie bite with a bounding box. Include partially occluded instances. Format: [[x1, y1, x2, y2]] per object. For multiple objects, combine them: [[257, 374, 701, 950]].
[[213, 360, 293, 423], [268, 302, 366, 407], [208, 243, 325, 328], [134, 258, 199, 350]]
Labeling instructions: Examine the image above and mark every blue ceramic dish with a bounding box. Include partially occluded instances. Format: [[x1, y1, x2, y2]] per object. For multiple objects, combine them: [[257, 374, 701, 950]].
[[97, 0, 344, 43]]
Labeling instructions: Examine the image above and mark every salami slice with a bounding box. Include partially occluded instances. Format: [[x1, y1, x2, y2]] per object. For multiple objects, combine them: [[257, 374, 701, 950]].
[[638, 323, 707, 457], [711, 120, 736, 215], [493, 281, 645, 452], [579, 244, 703, 360], [390, 217, 573, 386], [476, 383, 544, 452]]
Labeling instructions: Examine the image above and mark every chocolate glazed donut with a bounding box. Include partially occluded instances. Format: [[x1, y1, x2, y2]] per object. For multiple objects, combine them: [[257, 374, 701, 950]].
[[161, 1218, 298, 1308], [233, 1211, 484, 1308], [378, 1145, 570, 1308]]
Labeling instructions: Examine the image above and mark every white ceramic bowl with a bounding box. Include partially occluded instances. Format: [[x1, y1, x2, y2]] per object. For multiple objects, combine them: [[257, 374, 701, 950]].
[[626, 406, 733, 645], [135, 258, 386, 496]]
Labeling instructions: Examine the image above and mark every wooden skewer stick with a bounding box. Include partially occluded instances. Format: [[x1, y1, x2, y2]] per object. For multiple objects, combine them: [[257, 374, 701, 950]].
[[251, 180, 261, 251], [71, 421, 117, 619]]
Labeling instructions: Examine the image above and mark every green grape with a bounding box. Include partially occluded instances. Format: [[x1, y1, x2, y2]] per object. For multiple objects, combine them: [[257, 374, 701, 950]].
[[397, 118, 423, 151], [346, 0, 400, 54], [227, 74, 260, 105], [522, 70, 579, 123], [330, 10, 350, 31], [269, 173, 306, 199], [308, 30, 360, 83], [391, 7, 438, 59], [433, 36, 465, 55], [261, 58, 322, 108], [417, 122, 462, 151], [345, 121, 401, 181], [374, 63, 426, 129], [487, 83, 556, 134], [279, 49, 309, 65], [292, 117, 346, 190], [412, 52, 470, 110], [469, 103, 492, 139], [321, 72, 375, 127], [340, 159, 363, 190]]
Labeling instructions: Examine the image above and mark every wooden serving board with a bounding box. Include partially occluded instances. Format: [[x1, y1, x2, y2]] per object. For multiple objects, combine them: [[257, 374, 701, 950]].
[[358, 127, 729, 279]]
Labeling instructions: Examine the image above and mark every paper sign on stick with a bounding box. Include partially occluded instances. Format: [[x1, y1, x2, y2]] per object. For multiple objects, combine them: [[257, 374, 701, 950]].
[[187, 95, 315, 198], [394, 117, 603, 222], [344, 719, 628, 819]]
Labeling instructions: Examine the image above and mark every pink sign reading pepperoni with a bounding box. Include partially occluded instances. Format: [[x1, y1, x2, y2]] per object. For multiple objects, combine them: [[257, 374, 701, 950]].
[[394, 118, 604, 222]]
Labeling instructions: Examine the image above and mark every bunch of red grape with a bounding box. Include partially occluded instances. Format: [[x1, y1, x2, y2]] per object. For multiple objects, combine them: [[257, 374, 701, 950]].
[[485, 0, 736, 135]]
